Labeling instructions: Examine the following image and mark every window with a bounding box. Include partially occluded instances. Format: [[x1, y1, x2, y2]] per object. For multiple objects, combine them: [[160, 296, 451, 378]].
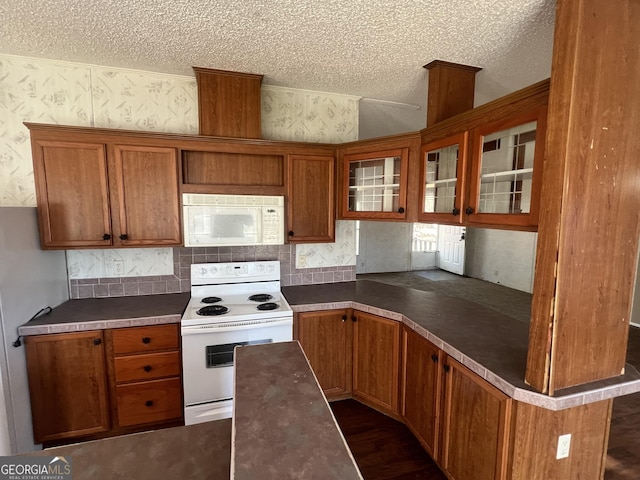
[[412, 223, 437, 252]]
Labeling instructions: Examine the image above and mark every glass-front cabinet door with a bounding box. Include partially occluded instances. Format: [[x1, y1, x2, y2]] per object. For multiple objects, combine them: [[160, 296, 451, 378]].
[[467, 106, 547, 227], [418, 133, 468, 223], [342, 148, 408, 219]]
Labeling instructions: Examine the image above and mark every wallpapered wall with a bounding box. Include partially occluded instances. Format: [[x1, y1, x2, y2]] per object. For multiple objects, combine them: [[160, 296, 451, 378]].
[[0, 54, 358, 292]]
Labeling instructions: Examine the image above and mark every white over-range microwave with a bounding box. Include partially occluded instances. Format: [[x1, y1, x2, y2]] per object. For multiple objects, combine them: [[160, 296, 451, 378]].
[[182, 194, 285, 247]]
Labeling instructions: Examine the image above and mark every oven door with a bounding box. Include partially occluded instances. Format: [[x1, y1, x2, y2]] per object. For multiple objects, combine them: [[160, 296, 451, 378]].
[[181, 318, 293, 411]]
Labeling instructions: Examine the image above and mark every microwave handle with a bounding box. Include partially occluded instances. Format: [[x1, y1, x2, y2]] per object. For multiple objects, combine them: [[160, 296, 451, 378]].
[[181, 319, 293, 335]]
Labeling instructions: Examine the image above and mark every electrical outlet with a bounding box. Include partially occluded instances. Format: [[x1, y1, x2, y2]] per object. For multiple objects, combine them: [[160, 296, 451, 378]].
[[556, 433, 571, 459], [113, 261, 124, 276], [298, 255, 307, 268]]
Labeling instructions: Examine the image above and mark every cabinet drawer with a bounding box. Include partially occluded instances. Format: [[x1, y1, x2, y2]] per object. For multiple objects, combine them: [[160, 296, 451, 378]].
[[114, 351, 180, 383], [112, 324, 179, 355], [116, 377, 182, 427]]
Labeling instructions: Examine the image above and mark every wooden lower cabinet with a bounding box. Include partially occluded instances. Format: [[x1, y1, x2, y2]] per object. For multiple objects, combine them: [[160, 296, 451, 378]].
[[25, 331, 110, 444], [441, 358, 512, 480], [401, 327, 441, 458], [352, 311, 401, 415], [25, 324, 183, 446], [295, 309, 401, 414], [107, 324, 183, 429], [296, 309, 352, 398]]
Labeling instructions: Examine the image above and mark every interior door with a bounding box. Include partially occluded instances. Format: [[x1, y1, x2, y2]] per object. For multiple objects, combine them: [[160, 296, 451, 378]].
[[437, 225, 465, 275]]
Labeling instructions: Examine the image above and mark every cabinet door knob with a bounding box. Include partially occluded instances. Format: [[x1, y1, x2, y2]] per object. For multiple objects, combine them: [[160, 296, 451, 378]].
[[443, 364, 451, 373], [142, 337, 151, 344], [145, 400, 154, 407], [119, 234, 128, 240], [143, 365, 152, 372], [103, 233, 111, 240], [351, 316, 357, 322], [465, 207, 474, 215], [398, 207, 405, 214], [93, 338, 102, 346], [341, 315, 347, 322], [452, 208, 460, 216], [431, 353, 438, 363], [288, 231, 294, 236]]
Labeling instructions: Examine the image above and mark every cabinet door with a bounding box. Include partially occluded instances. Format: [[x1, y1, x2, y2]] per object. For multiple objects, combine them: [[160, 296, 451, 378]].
[[401, 327, 441, 458], [287, 155, 335, 243], [441, 358, 511, 480], [466, 105, 547, 228], [110, 145, 181, 246], [25, 331, 110, 443], [352, 311, 401, 414], [32, 140, 112, 248], [296, 310, 352, 398], [342, 148, 408, 219], [418, 133, 468, 224]]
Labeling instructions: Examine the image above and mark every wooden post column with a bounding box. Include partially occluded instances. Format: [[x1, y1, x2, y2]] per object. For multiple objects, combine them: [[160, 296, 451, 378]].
[[423, 60, 481, 126], [526, 0, 640, 394]]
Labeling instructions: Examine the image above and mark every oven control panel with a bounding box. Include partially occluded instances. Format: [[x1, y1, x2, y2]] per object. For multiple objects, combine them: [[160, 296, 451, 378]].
[[191, 261, 280, 285]]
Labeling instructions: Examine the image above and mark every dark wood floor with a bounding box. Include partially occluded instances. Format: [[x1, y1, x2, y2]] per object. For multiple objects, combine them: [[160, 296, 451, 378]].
[[331, 395, 640, 480], [330, 399, 447, 480]]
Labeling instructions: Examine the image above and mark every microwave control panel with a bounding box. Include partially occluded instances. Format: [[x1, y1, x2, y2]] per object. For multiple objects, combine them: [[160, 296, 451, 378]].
[[262, 206, 284, 245]]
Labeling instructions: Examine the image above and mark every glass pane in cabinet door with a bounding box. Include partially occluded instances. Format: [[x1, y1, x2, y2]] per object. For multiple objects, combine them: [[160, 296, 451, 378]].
[[423, 143, 459, 213], [348, 156, 401, 212], [478, 121, 537, 214]]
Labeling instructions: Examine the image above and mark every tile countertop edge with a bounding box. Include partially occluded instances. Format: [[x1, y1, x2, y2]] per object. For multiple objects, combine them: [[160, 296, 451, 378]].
[[17, 313, 182, 336], [289, 303, 640, 410]]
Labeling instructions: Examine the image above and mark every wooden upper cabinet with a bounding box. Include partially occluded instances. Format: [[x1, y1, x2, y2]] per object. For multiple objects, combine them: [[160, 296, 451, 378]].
[[342, 148, 409, 219], [27, 125, 183, 249], [440, 357, 511, 480], [32, 140, 112, 248], [352, 311, 401, 415], [287, 154, 335, 243], [25, 331, 110, 444], [194, 67, 263, 138], [418, 132, 468, 224], [110, 145, 181, 246], [465, 105, 547, 228]]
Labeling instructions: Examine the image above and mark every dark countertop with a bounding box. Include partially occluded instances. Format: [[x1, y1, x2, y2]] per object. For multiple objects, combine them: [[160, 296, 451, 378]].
[[232, 341, 362, 480], [18, 293, 190, 335], [283, 280, 640, 410], [29, 418, 232, 480]]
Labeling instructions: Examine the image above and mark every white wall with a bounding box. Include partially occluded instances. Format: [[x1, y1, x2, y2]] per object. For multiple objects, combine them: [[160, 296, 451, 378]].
[[465, 227, 537, 293], [356, 221, 413, 274]]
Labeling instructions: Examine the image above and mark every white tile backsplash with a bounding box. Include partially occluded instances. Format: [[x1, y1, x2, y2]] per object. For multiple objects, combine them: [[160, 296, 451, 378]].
[[67, 248, 173, 279]]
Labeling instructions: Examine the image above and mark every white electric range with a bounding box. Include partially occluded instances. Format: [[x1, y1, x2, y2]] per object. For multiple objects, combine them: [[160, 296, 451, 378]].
[[181, 261, 293, 425]]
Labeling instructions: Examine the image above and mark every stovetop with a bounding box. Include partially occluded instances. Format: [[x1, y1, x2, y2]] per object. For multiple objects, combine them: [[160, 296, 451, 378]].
[[181, 261, 293, 326]]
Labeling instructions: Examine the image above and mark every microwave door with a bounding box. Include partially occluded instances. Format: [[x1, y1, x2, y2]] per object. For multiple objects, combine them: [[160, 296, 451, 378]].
[[186, 206, 261, 246]]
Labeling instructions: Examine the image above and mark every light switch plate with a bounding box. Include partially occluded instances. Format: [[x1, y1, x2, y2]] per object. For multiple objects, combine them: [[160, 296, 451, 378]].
[[557, 433, 571, 459]]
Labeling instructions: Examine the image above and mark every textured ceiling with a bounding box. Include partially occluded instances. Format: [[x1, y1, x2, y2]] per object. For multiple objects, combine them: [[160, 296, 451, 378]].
[[0, 0, 556, 130]]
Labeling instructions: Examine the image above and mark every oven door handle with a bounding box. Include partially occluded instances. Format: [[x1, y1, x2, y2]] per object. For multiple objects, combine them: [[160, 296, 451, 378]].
[[181, 318, 293, 335]]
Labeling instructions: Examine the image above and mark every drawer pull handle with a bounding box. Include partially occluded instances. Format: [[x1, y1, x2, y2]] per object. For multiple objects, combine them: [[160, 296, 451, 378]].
[[143, 365, 152, 372], [142, 337, 151, 344], [145, 400, 154, 407]]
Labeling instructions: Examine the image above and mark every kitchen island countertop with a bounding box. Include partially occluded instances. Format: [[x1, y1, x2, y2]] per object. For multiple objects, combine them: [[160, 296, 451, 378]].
[[283, 280, 640, 410], [232, 341, 362, 480], [27, 418, 232, 479]]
